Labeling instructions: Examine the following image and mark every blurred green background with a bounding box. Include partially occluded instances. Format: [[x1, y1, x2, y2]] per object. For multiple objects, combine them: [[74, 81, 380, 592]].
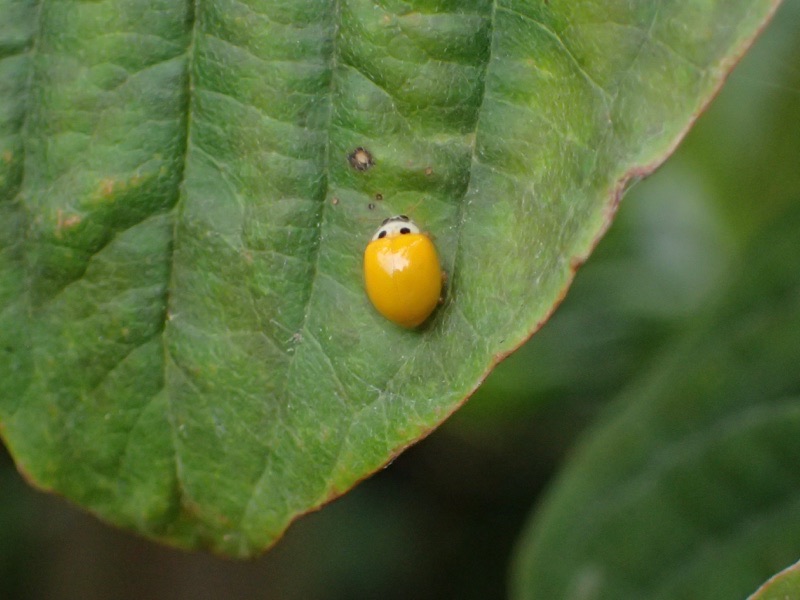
[[2, 2, 799, 598]]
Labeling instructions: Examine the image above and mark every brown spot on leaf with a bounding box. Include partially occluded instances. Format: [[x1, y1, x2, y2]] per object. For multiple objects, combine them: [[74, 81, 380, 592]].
[[62, 215, 81, 228], [100, 179, 116, 197], [54, 209, 81, 238], [348, 147, 374, 171]]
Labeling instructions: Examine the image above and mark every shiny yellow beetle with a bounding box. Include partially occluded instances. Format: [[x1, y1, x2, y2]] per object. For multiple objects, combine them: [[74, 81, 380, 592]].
[[363, 215, 443, 328]]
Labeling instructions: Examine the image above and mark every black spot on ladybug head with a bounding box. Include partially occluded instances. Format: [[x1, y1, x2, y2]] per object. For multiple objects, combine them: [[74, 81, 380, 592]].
[[348, 147, 374, 171], [371, 215, 422, 241]]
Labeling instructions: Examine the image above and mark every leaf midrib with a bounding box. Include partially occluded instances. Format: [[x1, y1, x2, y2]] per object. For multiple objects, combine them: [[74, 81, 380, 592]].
[[161, 0, 199, 523]]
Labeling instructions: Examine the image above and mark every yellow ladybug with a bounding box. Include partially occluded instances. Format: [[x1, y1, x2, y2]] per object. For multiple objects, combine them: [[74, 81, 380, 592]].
[[363, 215, 443, 328]]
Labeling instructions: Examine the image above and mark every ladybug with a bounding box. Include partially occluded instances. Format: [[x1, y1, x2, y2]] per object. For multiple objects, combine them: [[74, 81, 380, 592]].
[[363, 215, 443, 328]]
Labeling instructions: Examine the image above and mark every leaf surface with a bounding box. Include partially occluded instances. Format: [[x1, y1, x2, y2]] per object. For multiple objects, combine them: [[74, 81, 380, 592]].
[[509, 9, 800, 588], [512, 210, 800, 599], [748, 560, 800, 600], [0, 0, 781, 554]]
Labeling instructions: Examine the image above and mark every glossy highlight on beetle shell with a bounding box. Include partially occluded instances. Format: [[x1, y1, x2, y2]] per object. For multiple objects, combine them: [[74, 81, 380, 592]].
[[363, 216, 442, 328]]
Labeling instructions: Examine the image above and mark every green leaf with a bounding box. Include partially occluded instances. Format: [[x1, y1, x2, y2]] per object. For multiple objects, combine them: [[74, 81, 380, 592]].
[[748, 560, 800, 600], [509, 68, 800, 599], [0, 0, 781, 555], [510, 4, 800, 595], [511, 210, 800, 599]]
